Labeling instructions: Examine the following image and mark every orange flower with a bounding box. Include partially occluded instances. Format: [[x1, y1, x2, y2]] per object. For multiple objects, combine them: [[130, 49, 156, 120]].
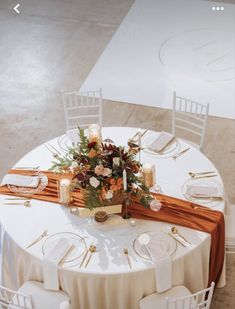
[[110, 184, 118, 191], [88, 149, 97, 158], [117, 178, 123, 185], [116, 184, 122, 190], [109, 178, 116, 185]]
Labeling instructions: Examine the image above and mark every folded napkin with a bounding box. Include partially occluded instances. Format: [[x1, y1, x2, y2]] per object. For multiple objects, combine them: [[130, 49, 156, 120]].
[[66, 129, 80, 144], [43, 238, 72, 291], [150, 132, 175, 153], [187, 184, 223, 198], [1, 174, 40, 188], [147, 238, 172, 293]]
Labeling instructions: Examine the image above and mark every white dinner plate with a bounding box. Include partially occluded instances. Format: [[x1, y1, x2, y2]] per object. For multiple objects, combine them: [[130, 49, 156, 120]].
[[182, 178, 223, 207], [133, 231, 177, 260], [42, 232, 86, 263], [142, 132, 180, 158]]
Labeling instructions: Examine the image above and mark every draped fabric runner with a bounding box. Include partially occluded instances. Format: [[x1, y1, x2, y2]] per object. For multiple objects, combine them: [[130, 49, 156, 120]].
[[0, 170, 225, 286]]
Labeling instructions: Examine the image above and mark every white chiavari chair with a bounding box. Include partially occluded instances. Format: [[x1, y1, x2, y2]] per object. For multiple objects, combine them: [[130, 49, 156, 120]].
[[139, 282, 215, 309], [172, 91, 209, 151], [62, 88, 102, 130], [0, 284, 32, 309], [0, 281, 70, 309]]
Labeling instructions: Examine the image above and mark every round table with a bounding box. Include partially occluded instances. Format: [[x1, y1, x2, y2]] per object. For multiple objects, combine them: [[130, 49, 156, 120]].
[[0, 127, 225, 309]]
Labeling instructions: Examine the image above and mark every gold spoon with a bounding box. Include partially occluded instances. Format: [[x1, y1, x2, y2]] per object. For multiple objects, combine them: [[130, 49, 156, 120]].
[[171, 227, 192, 245], [123, 248, 132, 269], [85, 245, 96, 268], [3, 201, 31, 207]]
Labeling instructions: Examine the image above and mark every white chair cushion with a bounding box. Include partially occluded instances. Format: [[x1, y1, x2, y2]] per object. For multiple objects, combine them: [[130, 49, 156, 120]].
[[17, 281, 70, 309], [139, 285, 193, 309]]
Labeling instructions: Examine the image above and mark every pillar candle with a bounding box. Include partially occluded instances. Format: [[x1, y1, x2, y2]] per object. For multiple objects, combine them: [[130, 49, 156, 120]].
[[88, 124, 102, 144], [138, 128, 141, 147], [142, 164, 156, 189], [59, 179, 71, 205], [123, 169, 127, 191]]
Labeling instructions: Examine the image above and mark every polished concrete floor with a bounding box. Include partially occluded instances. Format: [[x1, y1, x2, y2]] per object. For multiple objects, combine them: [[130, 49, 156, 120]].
[[0, 0, 234, 308]]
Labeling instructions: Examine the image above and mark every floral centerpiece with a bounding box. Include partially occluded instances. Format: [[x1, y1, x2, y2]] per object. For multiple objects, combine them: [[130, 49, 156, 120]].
[[50, 127, 153, 209]]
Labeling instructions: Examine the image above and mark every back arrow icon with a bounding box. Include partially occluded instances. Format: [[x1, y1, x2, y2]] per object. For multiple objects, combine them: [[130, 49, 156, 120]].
[[14, 4, 20, 14]]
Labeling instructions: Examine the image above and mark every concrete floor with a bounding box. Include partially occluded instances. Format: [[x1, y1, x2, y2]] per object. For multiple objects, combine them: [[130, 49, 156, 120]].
[[0, 0, 234, 308]]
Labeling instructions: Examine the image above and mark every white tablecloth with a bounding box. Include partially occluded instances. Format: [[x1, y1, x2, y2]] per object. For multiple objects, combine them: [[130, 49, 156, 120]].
[[0, 127, 225, 309]]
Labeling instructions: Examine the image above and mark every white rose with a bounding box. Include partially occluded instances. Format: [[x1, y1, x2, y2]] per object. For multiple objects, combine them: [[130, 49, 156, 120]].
[[104, 190, 113, 200], [89, 176, 100, 188], [102, 168, 112, 177], [113, 157, 120, 166], [71, 161, 79, 168]]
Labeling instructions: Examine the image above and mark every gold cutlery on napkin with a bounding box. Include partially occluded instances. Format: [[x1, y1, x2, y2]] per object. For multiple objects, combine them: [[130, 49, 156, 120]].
[[172, 148, 190, 160], [3, 201, 31, 207], [123, 248, 132, 269], [26, 230, 48, 248], [171, 227, 192, 245], [59, 245, 75, 266], [85, 245, 96, 268]]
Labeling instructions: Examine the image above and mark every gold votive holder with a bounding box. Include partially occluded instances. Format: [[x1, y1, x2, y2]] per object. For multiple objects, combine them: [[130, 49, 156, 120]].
[[59, 178, 71, 205], [142, 163, 156, 189]]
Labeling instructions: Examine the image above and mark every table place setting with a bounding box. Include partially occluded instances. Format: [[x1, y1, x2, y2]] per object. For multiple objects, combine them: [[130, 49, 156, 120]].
[[43, 237, 76, 290], [141, 131, 181, 158], [137, 232, 172, 293], [182, 173, 223, 207]]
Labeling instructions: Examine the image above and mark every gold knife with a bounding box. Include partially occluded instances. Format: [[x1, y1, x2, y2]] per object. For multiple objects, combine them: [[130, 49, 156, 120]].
[[26, 230, 48, 249], [59, 245, 75, 266], [168, 232, 186, 247]]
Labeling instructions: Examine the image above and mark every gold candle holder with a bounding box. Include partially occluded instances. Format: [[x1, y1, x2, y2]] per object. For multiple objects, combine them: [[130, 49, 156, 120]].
[[142, 164, 156, 189], [88, 124, 102, 145], [59, 178, 71, 205]]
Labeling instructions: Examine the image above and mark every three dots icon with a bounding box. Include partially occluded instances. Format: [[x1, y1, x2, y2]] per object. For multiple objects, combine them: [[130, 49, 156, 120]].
[[212, 6, 224, 11]]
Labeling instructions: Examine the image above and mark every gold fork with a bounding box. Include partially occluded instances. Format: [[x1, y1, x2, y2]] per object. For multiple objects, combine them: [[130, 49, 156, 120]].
[[123, 248, 132, 269]]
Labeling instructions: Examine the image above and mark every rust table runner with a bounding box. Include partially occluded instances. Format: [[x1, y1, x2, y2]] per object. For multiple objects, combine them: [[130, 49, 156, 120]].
[[0, 170, 225, 286]]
